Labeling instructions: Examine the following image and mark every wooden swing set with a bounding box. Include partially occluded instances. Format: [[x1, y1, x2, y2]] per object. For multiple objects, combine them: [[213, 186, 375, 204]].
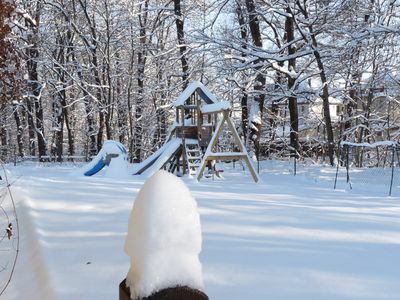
[[169, 81, 259, 182]]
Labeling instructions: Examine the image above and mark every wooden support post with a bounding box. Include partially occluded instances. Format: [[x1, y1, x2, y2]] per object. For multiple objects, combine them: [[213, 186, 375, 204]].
[[389, 146, 395, 196], [243, 156, 259, 183], [181, 108, 187, 175], [197, 158, 209, 181], [197, 110, 259, 182]]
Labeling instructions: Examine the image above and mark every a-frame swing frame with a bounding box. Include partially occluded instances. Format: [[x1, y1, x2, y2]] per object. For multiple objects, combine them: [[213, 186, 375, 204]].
[[196, 110, 259, 182]]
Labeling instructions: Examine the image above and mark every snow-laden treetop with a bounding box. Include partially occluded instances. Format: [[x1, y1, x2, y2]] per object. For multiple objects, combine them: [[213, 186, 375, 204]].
[[173, 81, 217, 107], [124, 170, 204, 299]]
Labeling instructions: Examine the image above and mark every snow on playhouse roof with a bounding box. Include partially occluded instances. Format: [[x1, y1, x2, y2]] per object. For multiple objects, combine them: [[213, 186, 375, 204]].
[[200, 100, 231, 114], [173, 81, 217, 107]]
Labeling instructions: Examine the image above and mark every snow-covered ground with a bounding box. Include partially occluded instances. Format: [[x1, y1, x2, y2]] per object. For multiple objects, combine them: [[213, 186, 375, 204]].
[[1, 160, 400, 300]]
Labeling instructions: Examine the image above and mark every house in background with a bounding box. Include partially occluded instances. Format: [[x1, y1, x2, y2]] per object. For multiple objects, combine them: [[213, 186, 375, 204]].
[[263, 97, 343, 149], [355, 72, 400, 141], [262, 77, 345, 147], [260, 71, 400, 155]]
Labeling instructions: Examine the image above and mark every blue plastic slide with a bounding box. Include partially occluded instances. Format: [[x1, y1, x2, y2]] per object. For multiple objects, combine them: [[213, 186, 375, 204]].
[[80, 140, 128, 176], [84, 158, 106, 176]]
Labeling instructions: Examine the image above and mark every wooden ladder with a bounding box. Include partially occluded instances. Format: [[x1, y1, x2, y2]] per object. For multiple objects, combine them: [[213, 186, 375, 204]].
[[185, 142, 203, 175]]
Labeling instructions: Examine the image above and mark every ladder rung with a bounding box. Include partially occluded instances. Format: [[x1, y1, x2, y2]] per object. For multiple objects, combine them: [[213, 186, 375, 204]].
[[185, 143, 202, 175], [187, 149, 200, 153], [188, 156, 201, 160]]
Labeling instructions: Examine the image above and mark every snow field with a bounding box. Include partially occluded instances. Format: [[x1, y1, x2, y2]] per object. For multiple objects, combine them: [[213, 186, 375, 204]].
[[1, 161, 400, 300]]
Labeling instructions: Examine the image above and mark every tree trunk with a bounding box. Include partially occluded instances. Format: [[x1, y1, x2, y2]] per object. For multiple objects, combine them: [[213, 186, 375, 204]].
[[12, 103, 24, 157], [51, 86, 64, 162], [0, 103, 7, 158], [127, 26, 135, 162], [311, 41, 335, 165], [90, 30, 104, 153], [52, 33, 66, 162], [76, 67, 96, 157], [67, 6, 96, 157], [155, 54, 167, 147], [64, 28, 75, 157], [285, 7, 300, 156], [115, 54, 127, 144], [0, 0, 19, 159], [54, 83, 65, 162], [24, 98, 36, 155], [104, 0, 113, 141], [54, 104, 64, 162], [76, 0, 105, 153], [63, 105, 74, 156], [27, 1, 47, 159], [134, 0, 149, 163], [174, 0, 189, 88], [245, 0, 266, 157], [344, 75, 359, 140], [296, 2, 335, 165], [358, 89, 374, 143], [134, 48, 145, 161], [236, 1, 249, 142]]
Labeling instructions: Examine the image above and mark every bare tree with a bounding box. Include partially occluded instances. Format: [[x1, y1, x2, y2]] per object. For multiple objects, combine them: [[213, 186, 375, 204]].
[[0, 0, 23, 158], [285, 3, 300, 156], [245, 0, 266, 158], [292, 1, 335, 165], [24, 0, 47, 159]]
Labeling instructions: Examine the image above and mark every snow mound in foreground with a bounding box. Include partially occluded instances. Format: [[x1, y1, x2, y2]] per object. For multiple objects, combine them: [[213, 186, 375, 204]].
[[124, 170, 203, 299]]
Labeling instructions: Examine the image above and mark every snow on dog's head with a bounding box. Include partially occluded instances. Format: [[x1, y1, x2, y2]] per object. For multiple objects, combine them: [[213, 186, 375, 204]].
[[124, 170, 203, 299]]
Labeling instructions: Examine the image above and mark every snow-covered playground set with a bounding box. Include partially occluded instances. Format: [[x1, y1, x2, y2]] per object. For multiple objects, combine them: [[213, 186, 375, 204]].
[[80, 82, 259, 182]]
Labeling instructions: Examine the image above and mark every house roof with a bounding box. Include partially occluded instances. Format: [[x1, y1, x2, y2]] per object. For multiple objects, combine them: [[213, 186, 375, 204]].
[[314, 96, 343, 105], [173, 81, 217, 107]]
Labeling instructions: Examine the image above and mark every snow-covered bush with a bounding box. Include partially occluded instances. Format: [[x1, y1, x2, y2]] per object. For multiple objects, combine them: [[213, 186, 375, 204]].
[[124, 170, 204, 299]]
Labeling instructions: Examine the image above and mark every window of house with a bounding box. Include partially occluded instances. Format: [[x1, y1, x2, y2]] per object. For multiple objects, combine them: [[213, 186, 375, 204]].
[[336, 105, 342, 116]]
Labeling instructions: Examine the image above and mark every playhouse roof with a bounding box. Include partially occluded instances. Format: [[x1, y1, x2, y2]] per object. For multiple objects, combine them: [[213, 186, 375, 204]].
[[173, 81, 217, 107]]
